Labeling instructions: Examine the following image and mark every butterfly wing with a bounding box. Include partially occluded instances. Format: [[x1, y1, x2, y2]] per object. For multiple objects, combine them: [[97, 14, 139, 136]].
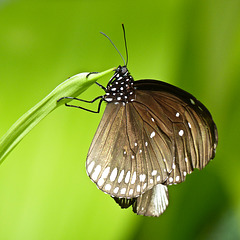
[[134, 80, 218, 185], [132, 184, 169, 217], [86, 101, 171, 198], [113, 184, 169, 217], [86, 79, 218, 198]]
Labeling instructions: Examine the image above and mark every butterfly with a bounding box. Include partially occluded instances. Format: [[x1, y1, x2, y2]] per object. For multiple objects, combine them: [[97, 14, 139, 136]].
[[59, 25, 218, 217]]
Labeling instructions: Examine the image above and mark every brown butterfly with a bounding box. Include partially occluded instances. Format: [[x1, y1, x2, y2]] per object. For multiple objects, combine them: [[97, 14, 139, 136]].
[[59, 26, 218, 217]]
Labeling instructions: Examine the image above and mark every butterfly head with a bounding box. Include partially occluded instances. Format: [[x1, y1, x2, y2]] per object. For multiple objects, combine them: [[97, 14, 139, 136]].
[[115, 65, 128, 76]]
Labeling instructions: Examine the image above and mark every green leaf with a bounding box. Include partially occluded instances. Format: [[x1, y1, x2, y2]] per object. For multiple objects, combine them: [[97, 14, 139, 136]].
[[0, 68, 115, 164]]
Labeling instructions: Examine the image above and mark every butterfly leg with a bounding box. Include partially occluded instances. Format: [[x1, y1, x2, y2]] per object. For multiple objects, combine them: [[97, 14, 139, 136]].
[[57, 96, 104, 113], [86, 72, 106, 91], [95, 81, 106, 91], [86, 71, 99, 78]]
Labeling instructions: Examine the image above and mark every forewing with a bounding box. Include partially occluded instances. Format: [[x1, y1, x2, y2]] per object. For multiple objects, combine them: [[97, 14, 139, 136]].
[[134, 80, 218, 185]]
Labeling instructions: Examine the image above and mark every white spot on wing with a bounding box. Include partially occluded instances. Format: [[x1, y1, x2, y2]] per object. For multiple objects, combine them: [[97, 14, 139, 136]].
[[139, 174, 146, 182], [176, 112, 180, 117], [113, 187, 119, 193], [101, 167, 110, 179], [97, 178, 104, 186], [92, 165, 101, 181], [125, 171, 131, 183], [157, 176, 161, 182], [110, 168, 118, 182], [169, 177, 173, 183], [151, 117, 155, 122], [179, 130, 184, 136], [120, 188, 126, 194], [105, 184, 111, 191], [87, 161, 95, 174], [188, 122, 192, 128], [152, 170, 157, 176], [176, 176, 180, 181], [137, 185, 141, 192], [150, 131, 155, 138], [129, 189, 133, 195], [150, 179, 153, 184], [118, 170, 124, 183], [190, 99, 195, 105], [183, 171, 187, 176], [145, 142, 148, 146]]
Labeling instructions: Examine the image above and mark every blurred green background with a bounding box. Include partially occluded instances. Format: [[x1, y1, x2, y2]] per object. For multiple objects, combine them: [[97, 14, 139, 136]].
[[0, 0, 240, 239]]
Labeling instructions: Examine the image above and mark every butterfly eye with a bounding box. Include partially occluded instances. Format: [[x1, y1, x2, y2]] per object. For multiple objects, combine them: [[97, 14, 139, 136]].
[[121, 66, 128, 74]]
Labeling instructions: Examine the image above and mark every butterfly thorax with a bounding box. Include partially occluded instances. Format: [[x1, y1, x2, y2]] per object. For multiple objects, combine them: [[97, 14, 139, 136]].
[[104, 65, 135, 103]]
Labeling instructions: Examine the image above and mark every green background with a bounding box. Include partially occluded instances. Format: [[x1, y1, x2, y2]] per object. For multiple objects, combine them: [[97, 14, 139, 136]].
[[0, 0, 240, 239]]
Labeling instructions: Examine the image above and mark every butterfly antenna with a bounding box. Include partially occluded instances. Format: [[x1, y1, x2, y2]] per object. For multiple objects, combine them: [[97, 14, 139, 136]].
[[122, 24, 128, 66], [100, 31, 126, 66]]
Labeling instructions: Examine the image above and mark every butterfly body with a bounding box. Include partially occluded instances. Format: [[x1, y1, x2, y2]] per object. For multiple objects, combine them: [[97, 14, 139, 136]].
[[85, 65, 218, 216]]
